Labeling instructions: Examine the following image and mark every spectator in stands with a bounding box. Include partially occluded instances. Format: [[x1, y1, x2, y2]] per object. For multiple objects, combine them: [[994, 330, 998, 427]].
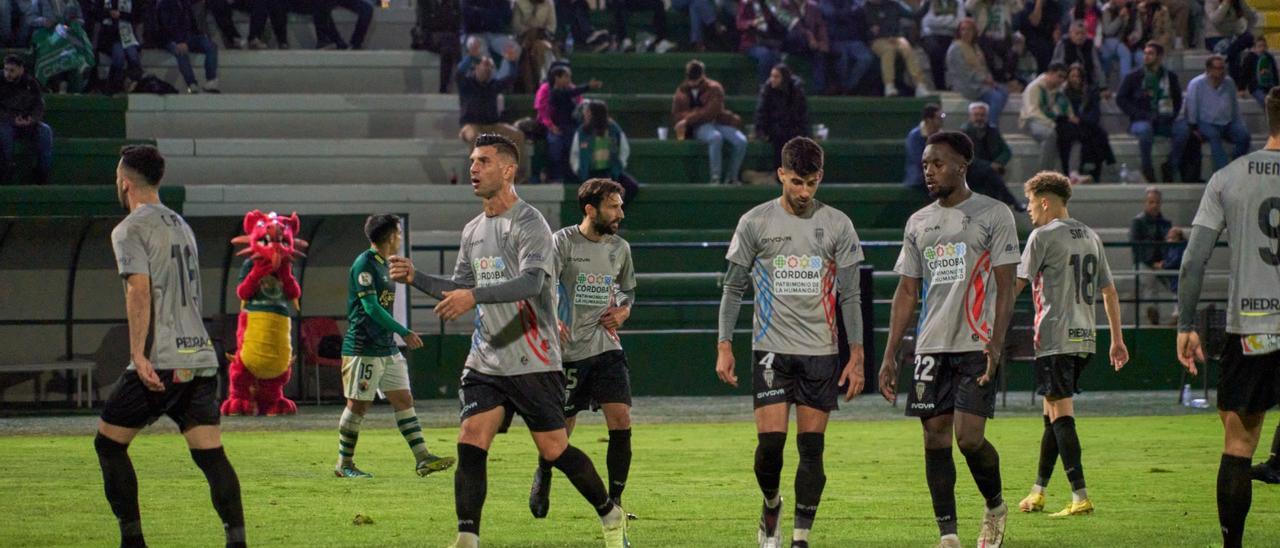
[[672, 59, 747, 184], [199, 0, 242, 50], [783, 0, 829, 93], [571, 100, 641, 202], [461, 0, 518, 62], [962, 101, 1012, 176], [1129, 185, 1173, 323], [1133, 0, 1172, 53], [547, 64, 602, 183], [755, 63, 810, 169], [157, 0, 219, 94], [1171, 54, 1251, 175], [922, 0, 966, 90], [97, 0, 144, 94], [17, 0, 83, 47], [612, 0, 675, 53], [1011, 32, 1042, 85], [457, 51, 521, 143], [1071, 0, 1103, 41], [413, 0, 461, 93], [319, 0, 373, 49], [1240, 36, 1277, 107], [737, 0, 787, 85], [1116, 42, 1180, 181], [864, 0, 930, 96], [247, 0, 289, 49], [1017, 0, 1063, 73], [513, 0, 557, 93], [1205, 0, 1257, 84], [819, 0, 873, 94], [0, 55, 52, 185], [1020, 61, 1074, 170], [555, 0, 609, 53], [1062, 62, 1115, 180], [902, 103, 945, 192], [0, 0, 13, 47], [1053, 21, 1106, 91], [672, 0, 720, 52], [948, 18, 1010, 121], [966, 0, 1020, 83], [1100, 0, 1140, 86]]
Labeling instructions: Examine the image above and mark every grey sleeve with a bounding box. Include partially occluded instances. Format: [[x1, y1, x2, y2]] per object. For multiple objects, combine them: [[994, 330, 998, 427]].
[[472, 268, 548, 304], [1176, 225, 1222, 332], [410, 274, 471, 300], [718, 263, 751, 342], [617, 288, 636, 307], [837, 265, 864, 345]]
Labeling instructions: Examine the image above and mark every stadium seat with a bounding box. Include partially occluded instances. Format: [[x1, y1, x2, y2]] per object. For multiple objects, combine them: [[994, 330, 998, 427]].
[[301, 316, 344, 405]]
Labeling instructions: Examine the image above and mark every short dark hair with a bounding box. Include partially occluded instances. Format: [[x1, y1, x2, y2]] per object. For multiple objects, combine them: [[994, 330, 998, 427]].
[[685, 59, 705, 81], [549, 64, 570, 82], [577, 178, 625, 214], [921, 103, 943, 120], [1023, 171, 1072, 203], [925, 131, 974, 163], [781, 137, 824, 176], [1206, 54, 1225, 69], [1145, 42, 1164, 56], [3, 54, 22, 67], [120, 145, 165, 186], [473, 133, 520, 164], [1047, 61, 1068, 74], [364, 214, 401, 245], [1267, 86, 1280, 136]]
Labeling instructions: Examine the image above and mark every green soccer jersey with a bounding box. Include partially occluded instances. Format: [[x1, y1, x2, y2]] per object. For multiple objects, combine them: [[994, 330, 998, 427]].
[[238, 259, 294, 316], [342, 249, 400, 357]]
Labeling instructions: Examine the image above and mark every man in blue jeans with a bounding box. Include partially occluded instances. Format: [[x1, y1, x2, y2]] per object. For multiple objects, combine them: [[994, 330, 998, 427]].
[[1116, 43, 1182, 182], [672, 60, 747, 184], [1170, 54, 1250, 178], [0, 55, 52, 185], [671, 0, 718, 51], [820, 0, 874, 94], [157, 0, 219, 93]]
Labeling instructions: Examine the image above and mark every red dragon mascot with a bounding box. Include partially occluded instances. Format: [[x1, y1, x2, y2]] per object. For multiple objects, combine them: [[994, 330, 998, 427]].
[[220, 210, 308, 416]]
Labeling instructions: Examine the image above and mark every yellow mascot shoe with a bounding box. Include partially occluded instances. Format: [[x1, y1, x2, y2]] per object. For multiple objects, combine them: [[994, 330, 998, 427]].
[[1018, 491, 1045, 513], [1050, 499, 1094, 517]]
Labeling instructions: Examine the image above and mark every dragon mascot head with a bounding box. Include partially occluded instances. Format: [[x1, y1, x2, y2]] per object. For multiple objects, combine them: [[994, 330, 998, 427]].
[[220, 210, 309, 416]]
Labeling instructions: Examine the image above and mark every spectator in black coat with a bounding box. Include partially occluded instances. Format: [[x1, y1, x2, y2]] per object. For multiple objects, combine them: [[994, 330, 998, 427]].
[[1115, 42, 1181, 182], [1061, 63, 1115, 180], [412, 0, 461, 93], [754, 63, 810, 169], [0, 55, 52, 184], [97, 0, 144, 94], [156, 0, 219, 93], [457, 52, 525, 155], [1240, 35, 1277, 107], [1018, 0, 1062, 73]]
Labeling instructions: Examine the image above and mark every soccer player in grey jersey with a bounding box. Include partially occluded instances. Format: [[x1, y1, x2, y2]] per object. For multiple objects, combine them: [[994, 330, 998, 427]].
[[1177, 87, 1280, 548], [96, 146, 246, 548], [878, 131, 1019, 548], [715, 137, 866, 548], [1011, 172, 1128, 518], [529, 179, 638, 520], [387, 134, 627, 548]]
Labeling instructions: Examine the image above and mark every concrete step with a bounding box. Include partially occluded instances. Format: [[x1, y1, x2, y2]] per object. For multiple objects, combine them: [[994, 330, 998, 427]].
[[157, 137, 469, 184], [997, 132, 1269, 183], [139, 50, 441, 94], [128, 93, 460, 138]]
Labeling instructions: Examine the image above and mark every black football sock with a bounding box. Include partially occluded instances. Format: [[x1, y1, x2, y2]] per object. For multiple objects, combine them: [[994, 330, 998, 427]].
[[793, 433, 826, 533], [1052, 416, 1086, 493], [924, 447, 958, 537], [1219, 454, 1252, 548], [606, 429, 632, 502], [961, 440, 1004, 510], [537, 456, 553, 472], [1268, 422, 1280, 468], [1036, 414, 1057, 489], [189, 447, 246, 548], [455, 443, 488, 535], [552, 445, 613, 516], [755, 432, 787, 503], [96, 434, 145, 548]]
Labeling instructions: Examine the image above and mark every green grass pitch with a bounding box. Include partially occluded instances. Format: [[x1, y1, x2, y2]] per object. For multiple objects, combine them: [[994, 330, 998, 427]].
[[5, 413, 1280, 547]]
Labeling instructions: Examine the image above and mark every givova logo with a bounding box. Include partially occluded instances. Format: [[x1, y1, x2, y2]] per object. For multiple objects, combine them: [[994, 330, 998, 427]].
[[924, 242, 967, 284], [772, 254, 825, 296]]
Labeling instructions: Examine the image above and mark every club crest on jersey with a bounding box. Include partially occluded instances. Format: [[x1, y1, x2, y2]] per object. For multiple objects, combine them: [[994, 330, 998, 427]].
[[924, 242, 967, 284], [358, 272, 373, 287], [814, 228, 824, 243], [771, 254, 825, 295]]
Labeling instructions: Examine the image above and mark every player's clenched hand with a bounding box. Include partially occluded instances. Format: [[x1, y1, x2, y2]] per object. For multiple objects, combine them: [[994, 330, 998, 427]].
[[133, 355, 165, 392], [877, 355, 897, 403], [388, 256, 416, 284], [404, 331, 424, 350], [1177, 331, 1204, 376], [600, 306, 630, 330], [839, 344, 865, 401], [715, 341, 737, 387], [1110, 340, 1129, 371], [436, 289, 477, 321]]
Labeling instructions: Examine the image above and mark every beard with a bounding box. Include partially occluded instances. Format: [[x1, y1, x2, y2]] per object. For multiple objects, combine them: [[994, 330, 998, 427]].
[[592, 216, 619, 235]]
